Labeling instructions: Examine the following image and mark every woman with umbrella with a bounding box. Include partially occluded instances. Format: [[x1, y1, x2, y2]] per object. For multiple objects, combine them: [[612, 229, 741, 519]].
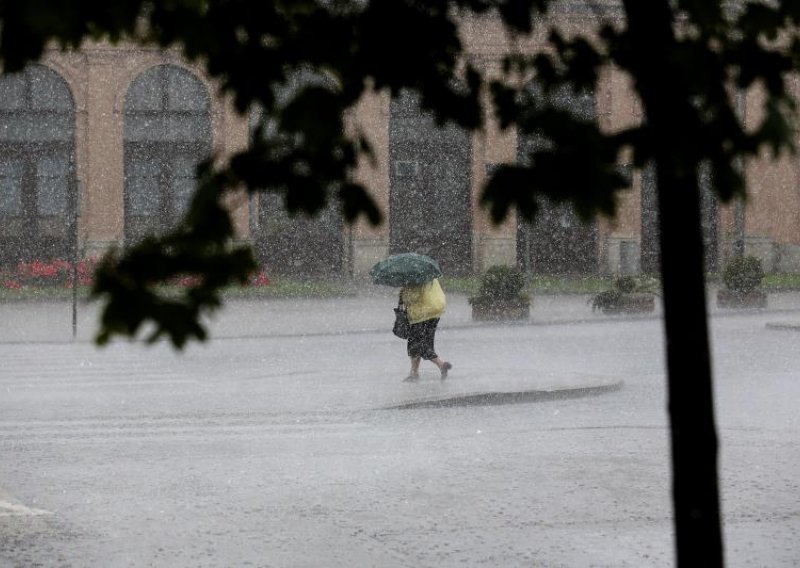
[[370, 253, 453, 381]]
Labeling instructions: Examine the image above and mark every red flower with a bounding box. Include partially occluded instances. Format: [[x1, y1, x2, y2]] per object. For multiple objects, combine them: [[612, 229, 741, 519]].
[[177, 275, 201, 287], [11, 258, 100, 287], [250, 271, 271, 287]]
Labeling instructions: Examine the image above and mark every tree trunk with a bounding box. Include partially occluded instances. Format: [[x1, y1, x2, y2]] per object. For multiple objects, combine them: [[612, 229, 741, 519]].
[[657, 164, 724, 568], [622, 1, 725, 566]]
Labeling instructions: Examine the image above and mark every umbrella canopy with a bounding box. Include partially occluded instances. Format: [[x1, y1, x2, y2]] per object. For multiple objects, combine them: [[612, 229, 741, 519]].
[[369, 253, 443, 287]]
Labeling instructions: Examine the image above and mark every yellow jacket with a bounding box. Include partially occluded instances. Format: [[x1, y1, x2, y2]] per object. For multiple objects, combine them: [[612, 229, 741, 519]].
[[401, 278, 446, 324]]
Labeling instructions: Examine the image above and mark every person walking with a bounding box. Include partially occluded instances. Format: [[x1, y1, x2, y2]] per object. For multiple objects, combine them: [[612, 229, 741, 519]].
[[399, 277, 453, 382]]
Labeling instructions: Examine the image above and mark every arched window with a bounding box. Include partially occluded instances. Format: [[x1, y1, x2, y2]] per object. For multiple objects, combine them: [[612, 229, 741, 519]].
[[0, 65, 76, 264], [123, 65, 211, 243]]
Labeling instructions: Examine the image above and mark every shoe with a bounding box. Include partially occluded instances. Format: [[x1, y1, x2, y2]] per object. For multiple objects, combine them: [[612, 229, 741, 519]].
[[403, 374, 420, 382], [441, 362, 453, 379]]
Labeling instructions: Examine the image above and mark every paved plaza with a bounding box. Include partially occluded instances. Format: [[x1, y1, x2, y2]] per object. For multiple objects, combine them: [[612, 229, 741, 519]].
[[1, 290, 799, 566]]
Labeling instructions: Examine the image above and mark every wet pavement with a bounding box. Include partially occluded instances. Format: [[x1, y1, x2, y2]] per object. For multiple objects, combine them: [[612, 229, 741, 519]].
[[0, 291, 799, 566]]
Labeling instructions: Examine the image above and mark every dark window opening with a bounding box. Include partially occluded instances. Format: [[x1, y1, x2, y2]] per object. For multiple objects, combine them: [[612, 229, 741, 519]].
[[516, 82, 598, 275], [0, 65, 76, 265], [389, 88, 472, 276], [123, 65, 211, 245], [251, 69, 345, 276]]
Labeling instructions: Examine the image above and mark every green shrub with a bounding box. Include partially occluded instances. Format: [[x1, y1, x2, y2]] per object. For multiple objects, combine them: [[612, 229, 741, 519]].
[[723, 256, 764, 294], [590, 289, 623, 312], [590, 274, 659, 312], [615, 275, 637, 294], [470, 265, 528, 304]]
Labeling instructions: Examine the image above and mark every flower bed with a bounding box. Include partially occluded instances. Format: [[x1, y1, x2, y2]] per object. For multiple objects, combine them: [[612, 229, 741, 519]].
[[1, 258, 272, 292], [1, 259, 98, 289]]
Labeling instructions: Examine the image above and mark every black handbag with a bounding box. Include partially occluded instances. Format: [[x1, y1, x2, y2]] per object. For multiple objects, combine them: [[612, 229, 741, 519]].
[[393, 305, 410, 339]]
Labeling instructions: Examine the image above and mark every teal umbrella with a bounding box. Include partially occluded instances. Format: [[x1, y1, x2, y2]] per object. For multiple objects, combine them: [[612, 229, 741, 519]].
[[370, 253, 443, 287]]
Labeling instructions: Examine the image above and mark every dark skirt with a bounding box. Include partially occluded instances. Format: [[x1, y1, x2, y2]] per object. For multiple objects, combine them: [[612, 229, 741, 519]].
[[407, 318, 440, 360]]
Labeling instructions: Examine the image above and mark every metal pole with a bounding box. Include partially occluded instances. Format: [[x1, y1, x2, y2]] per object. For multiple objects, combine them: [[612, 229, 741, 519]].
[[71, 178, 79, 340], [347, 221, 354, 278], [733, 89, 746, 258]]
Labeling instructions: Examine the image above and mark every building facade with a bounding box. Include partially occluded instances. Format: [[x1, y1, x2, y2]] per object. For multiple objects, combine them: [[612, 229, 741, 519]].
[[3, 13, 800, 277]]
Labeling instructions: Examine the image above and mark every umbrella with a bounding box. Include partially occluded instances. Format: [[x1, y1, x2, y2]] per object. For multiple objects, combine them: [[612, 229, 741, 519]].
[[369, 253, 443, 287]]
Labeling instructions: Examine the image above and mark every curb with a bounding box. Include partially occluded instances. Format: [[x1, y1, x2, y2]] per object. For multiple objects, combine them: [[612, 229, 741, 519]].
[[765, 322, 800, 331], [383, 379, 624, 410], [6, 298, 800, 345]]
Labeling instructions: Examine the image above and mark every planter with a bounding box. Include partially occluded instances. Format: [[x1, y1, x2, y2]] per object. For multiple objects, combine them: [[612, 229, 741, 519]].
[[470, 297, 531, 321], [597, 292, 656, 315], [716, 289, 767, 309]]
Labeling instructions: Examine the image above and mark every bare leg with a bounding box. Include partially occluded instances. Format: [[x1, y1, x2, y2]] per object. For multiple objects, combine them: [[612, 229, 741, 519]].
[[404, 357, 421, 381], [431, 357, 453, 378]]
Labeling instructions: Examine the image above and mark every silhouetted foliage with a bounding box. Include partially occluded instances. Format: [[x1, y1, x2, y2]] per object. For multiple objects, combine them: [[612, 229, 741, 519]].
[[5, 1, 800, 565]]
